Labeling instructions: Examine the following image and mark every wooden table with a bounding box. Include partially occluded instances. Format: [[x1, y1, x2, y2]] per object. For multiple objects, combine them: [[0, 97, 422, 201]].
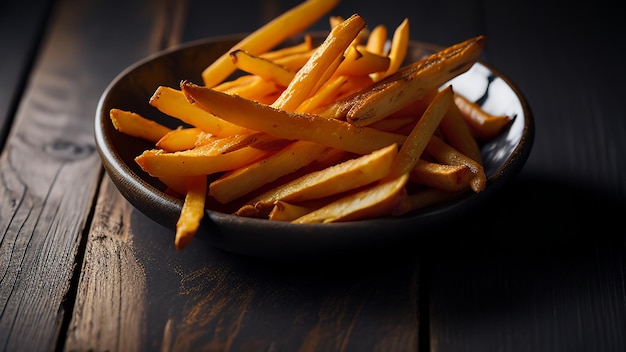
[[1, 0, 625, 351]]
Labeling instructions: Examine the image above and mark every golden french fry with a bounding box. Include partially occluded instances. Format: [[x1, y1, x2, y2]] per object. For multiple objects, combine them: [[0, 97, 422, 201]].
[[259, 34, 314, 61], [156, 127, 212, 152], [388, 85, 453, 178], [181, 80, 406, 154], [439, 94, 482, 163], [219, 75, 283, 102], [201, 0, 340, 87], [365, 24, 387, 55], [135, 144, 272, 177], [372, 18, 409, 81], [333, 45, 391, 77], [271, 13, 366, 111], [209, 141, 329, 204], [175, 175, 206, 250], [109, 108, 172, 143], [425, 135, 486, 192], [149, 86, 252, 137], [292, 173, 409, 223], [317, 35, 486, 125], [272, 50, 315, 72], [295, 75, 348, 113], [268, 201, 315, 221], [230, 49, 295, 87], [410, 160, 473, 191], [248, 143, 398, 210], [453, 93, 512, 140]]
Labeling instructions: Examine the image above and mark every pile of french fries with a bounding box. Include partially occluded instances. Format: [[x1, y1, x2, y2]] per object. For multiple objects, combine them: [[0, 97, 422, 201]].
[[109, 0, 513, 249]]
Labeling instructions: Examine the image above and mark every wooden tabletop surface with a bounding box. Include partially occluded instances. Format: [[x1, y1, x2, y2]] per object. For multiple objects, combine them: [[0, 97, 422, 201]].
[[1, 0, 625, 351]]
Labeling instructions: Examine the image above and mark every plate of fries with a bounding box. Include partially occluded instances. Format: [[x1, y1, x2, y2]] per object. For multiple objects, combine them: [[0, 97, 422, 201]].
[[95, 3, 533, 258]]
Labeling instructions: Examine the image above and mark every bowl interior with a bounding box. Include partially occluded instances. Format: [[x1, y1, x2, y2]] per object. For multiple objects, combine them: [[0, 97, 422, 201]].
[[95, 33, 534, 258]]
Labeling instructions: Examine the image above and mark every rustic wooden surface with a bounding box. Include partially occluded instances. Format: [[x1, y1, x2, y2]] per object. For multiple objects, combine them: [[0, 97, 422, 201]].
[[1, 0, 624, 351]]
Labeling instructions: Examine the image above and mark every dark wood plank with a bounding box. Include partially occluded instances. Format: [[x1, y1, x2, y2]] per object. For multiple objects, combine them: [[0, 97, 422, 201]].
[[71, 178, 421, 350], [0, 0, 53, 142], [421, 0, 626, 351], [0, 0, 180, 350]]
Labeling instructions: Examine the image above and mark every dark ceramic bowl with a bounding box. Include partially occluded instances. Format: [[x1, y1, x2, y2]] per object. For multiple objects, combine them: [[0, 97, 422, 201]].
[[94, 33, 534, 259]]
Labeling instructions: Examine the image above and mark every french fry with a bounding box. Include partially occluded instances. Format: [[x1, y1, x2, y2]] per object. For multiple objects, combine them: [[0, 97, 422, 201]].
[[333, 45, 391, 77], [149, 86, 252, 137], [425, 135, 486, 192], [439, 94, 482, 163], [365, 24, 387, 55], [135, 144, 272, 177], [201, 0, 340, 87], [295, 75, 348, 113], [155, 127, 212, 152], [259, 34, 314, 61], [109, 108, 172, 143], [271, 13, 366, 111], [230, 49, 296, 87], [272, 50, 315, 72], [247, 143, 398, 211], [409, 160, 473, 191], [181, 80, 406, 154], [175, 175, 206, 250], [209, 141, 329, 204], [388, 85, 453, 178], [371, 18, 409, 81], [453, 93, 513, 140], [292, 173, 409, 223], [268, 200, 319, 221], [316, 35, 486, 125]]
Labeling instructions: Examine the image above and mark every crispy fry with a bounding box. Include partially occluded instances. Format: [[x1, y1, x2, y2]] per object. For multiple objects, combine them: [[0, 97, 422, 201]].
[[156, 127, 212, 152], [410, 160, 473, 191], [334, 45, 391, 77], [439, 94, 482, 163], [372, 18, 409, 81], [453, 92, 513, 140], [259, 34, 314, 60], [209, 141, 328, 204], [365, 24, 387, 55], [181, 80, 405, 154], [271, 13, 366, 111], [247, 143, 397, 210], [292, 173, 409, 223], [295, 75, 348, 113], [272, 50, 315, 72], [425, 135, 486, 192], [175, 175, 206, 250], [230, 49, 295, 87], [149, 86, 252, 137], [201, 0, 340, 87], [109, 108, 172, 143], [268, 201, 318, 221], [389, 86, 453, 178], [135, 144, 272, 177], [316, 35, 486, 125]]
